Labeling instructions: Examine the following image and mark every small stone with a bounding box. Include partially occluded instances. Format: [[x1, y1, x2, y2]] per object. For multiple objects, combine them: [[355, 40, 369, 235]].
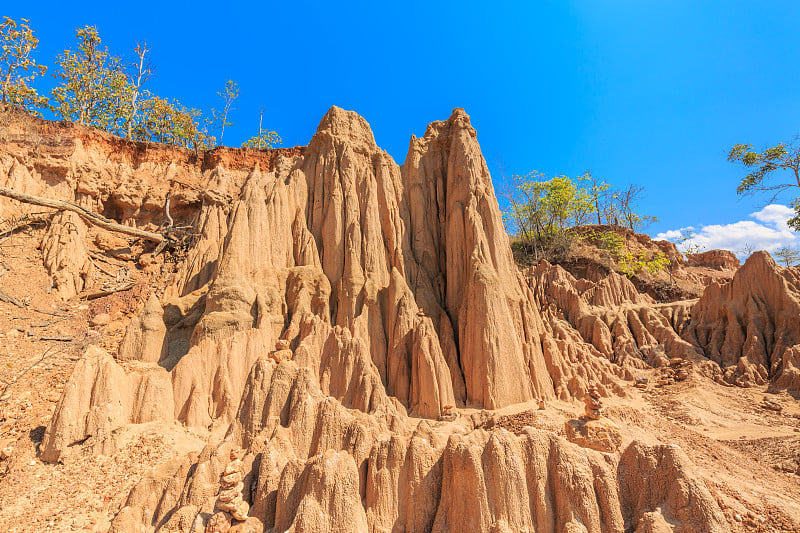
[[219, 482, 244, 502], [95, 232, 128, 251], [268, 349, 293, 363], [229, 448, 246, 461], [229, 517, 263, 533], [90, 313, 112, 327], [584, 408, 602, 421], [221, 470, 244, 486], [217, 498, 242, 514], [223, 459, 243, 476], [669, 357, 683, 366], [0, 438, 14, 460], [231, 500, 249, 521], [761, 398, 782, 412], [538, 400, 546, 410], [205, 511, 231, 533], [565, 418, 622, 452], [275, 339, 290, 351]]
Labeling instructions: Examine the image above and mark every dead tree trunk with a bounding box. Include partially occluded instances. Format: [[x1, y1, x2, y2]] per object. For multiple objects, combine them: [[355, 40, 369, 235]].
[[0, 187, 164, 243]]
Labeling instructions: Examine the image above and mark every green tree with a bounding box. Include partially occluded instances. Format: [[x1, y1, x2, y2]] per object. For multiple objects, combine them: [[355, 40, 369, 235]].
[[133, 94, 215, 150], [505, 172, 596, 262], [677, 229, 704, 255], [617, 249, 670, 278], [585, 171, 611, 225], [0, 17, 48, 114], [729, 138, 800, 230], [208, 79, 238, 145], [773, 247, 800, 267], [242, 107, 281, 149], [51, 26, 131, 133]]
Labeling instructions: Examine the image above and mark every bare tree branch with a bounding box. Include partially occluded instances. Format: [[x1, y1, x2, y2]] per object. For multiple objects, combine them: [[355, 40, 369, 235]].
[[0, 335, 88, 404], [0, 186, 164, 242]]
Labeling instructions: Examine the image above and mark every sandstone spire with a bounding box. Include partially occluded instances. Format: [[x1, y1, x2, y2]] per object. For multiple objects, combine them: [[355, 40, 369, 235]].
[[0, 105, 740, 532]]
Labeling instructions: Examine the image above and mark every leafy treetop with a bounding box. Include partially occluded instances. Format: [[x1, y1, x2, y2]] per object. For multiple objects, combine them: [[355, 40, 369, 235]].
[[0, 17, 48, 114], [729, 138, 800, 230], [50, 26, 131, 134]]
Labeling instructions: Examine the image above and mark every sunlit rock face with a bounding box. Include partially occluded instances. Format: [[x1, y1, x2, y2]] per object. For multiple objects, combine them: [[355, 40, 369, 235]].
[[2, 105, 739, 532]]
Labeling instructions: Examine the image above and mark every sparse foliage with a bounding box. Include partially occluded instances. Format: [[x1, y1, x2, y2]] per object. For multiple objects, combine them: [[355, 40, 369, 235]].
[[729, 138, 800, 230], [617, 249, 670, 278], [738, 242, 754, 258], [773, 247, 800, 267], [0, 17, 48, 114], [579, 228, 669, 279], [124, 41, 152, 139], [580, 229, 624, 255], [677, 229, 704, 255], [3, 24, 279, 152], [504, 169, 661, 267], [615, 184, 658, 230], [242, 107, 281, 148], [586, 171, 610, 226], [208, 79, 238, 145]]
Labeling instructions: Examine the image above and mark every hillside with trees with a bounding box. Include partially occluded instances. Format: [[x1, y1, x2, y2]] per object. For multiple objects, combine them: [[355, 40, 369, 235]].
[[1, 17, 280, 151]]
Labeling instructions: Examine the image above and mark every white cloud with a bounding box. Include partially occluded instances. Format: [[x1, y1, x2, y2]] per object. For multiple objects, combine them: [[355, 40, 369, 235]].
[[655, 204, 797, 257], [751, 204, 794, 227]]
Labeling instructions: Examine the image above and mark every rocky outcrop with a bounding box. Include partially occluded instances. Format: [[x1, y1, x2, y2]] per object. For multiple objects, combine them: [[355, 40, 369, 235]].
[[526, 260, 701, 372], [1, 106, 735, 532], [683, 251, 800, 392], [39, 346, 173, 462], [41, 107, 636, 461], [112, 358, 725, 533], [687, 249, 740, 271], [41, 211, 93, 299], [619, 442, 728, 533]]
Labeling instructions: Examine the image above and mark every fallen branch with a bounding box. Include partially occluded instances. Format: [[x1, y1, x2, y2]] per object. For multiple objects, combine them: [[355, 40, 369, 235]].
[[88, 250, 126, 266], [169, 178, 202, 192], [0, 213, 48, 242], [31, 317, 68, 328], [0, 187, 164, 243], [0, 335, 86, 404], [88, 257, 117, 277], [33, 307, 70, 317], [0, 288, 24, 308], [39, 335, 74, 342], [82, 281, 135, 300]]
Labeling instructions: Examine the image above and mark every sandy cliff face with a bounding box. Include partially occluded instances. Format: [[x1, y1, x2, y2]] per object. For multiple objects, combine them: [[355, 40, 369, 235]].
[[5, 106, 798, 531], [36, 106, 631, 462], [684, 251, 800, 392]]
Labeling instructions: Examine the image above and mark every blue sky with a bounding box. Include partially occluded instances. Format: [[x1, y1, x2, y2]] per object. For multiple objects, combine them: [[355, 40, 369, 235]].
[[7, 1, 800, 253]]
